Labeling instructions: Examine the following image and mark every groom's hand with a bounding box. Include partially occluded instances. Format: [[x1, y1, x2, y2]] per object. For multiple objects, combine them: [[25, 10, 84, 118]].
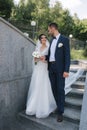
[[63, 72, 69, 78]]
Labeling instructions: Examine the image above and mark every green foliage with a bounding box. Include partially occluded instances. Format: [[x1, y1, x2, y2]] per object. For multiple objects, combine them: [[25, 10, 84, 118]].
[[59, 9, 74, 37], [72, 15, 87, 41], [10, 0, 87, 41], [83, 46, 87, 57], [11, 0, 36, 21], [14, 1, 74, 37], [0, 0, 14, 19], [71, 49, 87, 60]]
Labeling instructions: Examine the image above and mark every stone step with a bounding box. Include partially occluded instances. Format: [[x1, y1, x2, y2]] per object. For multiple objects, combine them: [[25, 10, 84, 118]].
[[71, 81, 85, 89], [70, 69, 87, 75], [70, 60, 87, 68], [66, 88, 84, 98], [71, 60, 79, 65], [77, 75, 86, 82], [64, 107, 81, 124], [79, 60, 87, 68], [18, 111, 79, 130], [65, 96, 83, 110]]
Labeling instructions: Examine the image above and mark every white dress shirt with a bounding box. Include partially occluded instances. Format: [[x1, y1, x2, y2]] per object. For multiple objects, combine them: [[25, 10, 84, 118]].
[[49, 34, 60, 62]]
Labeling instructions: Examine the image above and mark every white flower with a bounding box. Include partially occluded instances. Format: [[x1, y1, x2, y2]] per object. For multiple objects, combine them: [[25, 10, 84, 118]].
[[58, 43, 63, 48], [23, 32, 29, 37], [32, 51, 41, 58]]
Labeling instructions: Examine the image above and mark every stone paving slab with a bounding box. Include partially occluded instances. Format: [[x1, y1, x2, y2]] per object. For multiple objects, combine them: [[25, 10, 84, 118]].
[[19, 111, 79, 130]]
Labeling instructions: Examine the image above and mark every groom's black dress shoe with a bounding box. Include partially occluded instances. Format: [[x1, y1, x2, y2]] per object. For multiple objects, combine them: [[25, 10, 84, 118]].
[[57, 114, 63, 122]]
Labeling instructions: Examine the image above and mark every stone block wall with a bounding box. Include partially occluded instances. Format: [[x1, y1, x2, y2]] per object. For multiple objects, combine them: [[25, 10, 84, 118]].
[[0, 17, 35, 130]]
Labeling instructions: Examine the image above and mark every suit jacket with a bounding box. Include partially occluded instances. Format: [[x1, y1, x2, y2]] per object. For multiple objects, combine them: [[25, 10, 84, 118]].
[[46, 34, 70, 73]]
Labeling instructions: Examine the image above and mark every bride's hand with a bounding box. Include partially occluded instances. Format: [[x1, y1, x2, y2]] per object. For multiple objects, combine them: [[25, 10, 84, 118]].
[[40, 56, 45, 61], [34, 57, 40, 62]]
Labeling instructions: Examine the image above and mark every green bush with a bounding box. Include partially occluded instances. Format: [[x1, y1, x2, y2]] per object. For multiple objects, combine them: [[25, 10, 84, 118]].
[[83, 46, 87, 57], [71, 49, 87, 59]]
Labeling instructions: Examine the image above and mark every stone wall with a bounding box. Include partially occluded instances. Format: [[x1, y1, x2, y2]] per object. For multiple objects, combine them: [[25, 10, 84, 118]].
[[79, 73, 87, 130], [0, 17, 35, 130]]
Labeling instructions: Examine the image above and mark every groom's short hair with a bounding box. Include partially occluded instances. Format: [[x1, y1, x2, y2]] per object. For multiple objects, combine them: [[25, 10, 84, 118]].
[[48, 23, 58, 30]]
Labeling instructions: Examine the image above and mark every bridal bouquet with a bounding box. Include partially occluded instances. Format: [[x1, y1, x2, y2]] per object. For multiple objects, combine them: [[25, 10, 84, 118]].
[[32, 51, 41, 58], [32, 51, 41, 64]]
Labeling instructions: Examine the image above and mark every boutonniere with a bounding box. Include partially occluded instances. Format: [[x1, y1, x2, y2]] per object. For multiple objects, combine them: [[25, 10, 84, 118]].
[[58, 43, 63, 48]]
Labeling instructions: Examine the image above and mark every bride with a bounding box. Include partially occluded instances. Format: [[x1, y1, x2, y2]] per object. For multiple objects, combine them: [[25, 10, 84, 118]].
[[26, 34, 84, 118], [26, 34, 57, 118]]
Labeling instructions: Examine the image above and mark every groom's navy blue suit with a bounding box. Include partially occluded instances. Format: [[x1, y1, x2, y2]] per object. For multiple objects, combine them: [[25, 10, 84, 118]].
[[46, 34, 70, 114]]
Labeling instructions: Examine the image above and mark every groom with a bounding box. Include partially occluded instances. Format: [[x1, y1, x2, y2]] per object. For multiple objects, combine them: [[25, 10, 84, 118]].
[[42, 23, 70, 122]]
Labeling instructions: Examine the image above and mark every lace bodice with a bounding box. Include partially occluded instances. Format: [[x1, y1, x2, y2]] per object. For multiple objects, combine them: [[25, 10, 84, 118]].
[[35, 45, 49, 56]]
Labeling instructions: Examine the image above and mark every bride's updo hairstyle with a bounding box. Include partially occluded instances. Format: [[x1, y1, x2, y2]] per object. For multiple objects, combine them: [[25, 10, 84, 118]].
[[38, 34, 47, 41], [36, 34, 49, 47]]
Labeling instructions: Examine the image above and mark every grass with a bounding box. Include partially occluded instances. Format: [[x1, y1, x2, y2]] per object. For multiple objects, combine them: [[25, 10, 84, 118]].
[[71, 49, 87, 60]]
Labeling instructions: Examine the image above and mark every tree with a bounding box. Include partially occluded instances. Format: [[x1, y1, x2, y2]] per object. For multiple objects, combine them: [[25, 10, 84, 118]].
[[11, 0, 87, 41], [12, 0, 36, 21], [57, 9, 74, 36], [30, 0, 50, 34], [0, 0, 14, 19], [73, 17, 87, 41], [48, 2, 75, 37]]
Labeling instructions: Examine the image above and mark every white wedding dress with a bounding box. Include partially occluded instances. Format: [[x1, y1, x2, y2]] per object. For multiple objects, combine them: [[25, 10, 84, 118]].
[[26, 41, 84, 118], [26, 43, 57, 118]]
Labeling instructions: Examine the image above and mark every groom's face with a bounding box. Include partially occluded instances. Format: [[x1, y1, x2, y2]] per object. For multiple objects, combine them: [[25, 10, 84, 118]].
[[48, 26, 54, 36]]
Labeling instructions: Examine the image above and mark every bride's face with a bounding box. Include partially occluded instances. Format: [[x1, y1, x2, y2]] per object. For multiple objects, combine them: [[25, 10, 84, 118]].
[[40, 35, 47, 45]]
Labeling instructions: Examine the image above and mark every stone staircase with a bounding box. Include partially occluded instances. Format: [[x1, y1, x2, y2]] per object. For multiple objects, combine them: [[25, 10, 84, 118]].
[[63, 63, 87, 126], [64, 81, 85, 124], [18, 62, 87, 130]]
